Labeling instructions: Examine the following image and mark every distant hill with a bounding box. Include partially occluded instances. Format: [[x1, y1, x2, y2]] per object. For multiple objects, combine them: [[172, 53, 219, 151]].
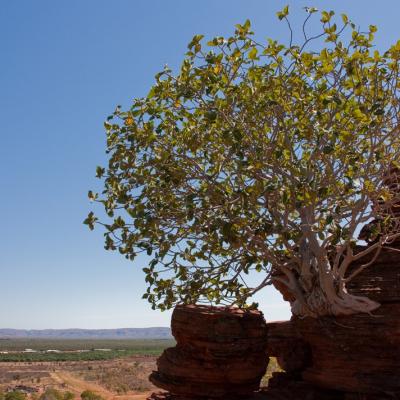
[[0, 327, 172, 339]]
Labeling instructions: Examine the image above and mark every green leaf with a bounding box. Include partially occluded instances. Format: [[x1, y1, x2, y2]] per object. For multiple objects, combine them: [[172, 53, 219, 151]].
[[305, 7, 318, 14], [321, 11, 331, 23], [188, 34, 204, 49], [248, 47, 258, 60], [277, 5, 289, 20], [88, 190, 97, 201], [83, 212, 97, 231]]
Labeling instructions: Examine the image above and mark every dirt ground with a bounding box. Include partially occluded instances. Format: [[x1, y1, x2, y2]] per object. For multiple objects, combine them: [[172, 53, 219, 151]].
[[0, 355, 158, 400], [0, 356, 281, 400]]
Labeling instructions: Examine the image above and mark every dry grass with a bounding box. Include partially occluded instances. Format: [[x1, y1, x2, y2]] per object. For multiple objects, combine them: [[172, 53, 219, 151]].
[[0, 355, 157, 399], [0, 354, 281, 399], [261, 357, 282, 387]]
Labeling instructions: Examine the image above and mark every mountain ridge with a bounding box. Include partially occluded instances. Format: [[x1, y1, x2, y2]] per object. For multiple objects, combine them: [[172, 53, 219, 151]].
[[0, 327, 172, 339]]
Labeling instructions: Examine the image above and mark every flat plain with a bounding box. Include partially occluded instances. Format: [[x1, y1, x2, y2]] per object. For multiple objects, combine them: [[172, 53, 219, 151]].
[[0, 339, 174, 400], [0, 339, 174, 362]]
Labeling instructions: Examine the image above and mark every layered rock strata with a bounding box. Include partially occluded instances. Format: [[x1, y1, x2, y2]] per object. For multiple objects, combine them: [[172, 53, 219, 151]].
[[269, 245, 400, 398], [148, 243, 399, 399], [149, 304, 269, 399]]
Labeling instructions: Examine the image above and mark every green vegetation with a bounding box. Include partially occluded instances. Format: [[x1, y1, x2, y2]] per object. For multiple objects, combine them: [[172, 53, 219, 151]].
[[261, 357, 282, 386], [0, 350, 141, 362], [80, 391, 103, 400], [4, 392, 26, 400], [87, 6, 400, 318], [39, 389, 74, 400], [0, 339, 174, 362], [0, 338, 174, 351]]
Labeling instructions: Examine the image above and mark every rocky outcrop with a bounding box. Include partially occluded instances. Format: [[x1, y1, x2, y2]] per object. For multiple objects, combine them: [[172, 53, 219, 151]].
[[148, 242, 400, 399], [262, 375, 345, 400], [293, 305, 400, 395], [149, 305, 269, 399], [268, 245, 400, 398], [295, 248, 400, 395], [266, 321, 310, 376], [347, 245, 400, 304]]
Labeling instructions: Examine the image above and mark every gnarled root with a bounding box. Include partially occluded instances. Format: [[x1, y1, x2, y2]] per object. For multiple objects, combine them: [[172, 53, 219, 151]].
[[291, 286, 380, 318]]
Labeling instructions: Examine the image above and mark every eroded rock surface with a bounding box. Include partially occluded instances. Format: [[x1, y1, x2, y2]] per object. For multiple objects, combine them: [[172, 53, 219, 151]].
[[149, 242, 400, 399], [149, 305, 269, 399], [268, 245, 400, 398]]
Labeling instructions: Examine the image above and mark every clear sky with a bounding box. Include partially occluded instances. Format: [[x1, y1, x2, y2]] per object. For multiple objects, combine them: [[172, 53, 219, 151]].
[[1, 0, 400, 329]]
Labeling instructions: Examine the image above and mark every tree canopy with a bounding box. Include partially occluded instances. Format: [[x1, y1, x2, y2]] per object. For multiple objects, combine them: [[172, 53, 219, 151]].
[[86, 7, 400, 317]]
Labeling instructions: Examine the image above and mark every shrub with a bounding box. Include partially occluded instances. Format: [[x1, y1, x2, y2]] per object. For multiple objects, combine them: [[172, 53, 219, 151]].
[[39, 389, 73, 400], [39, 389, 63, 400], [80, 391, 103, 400], [63, 392, 74, 400], [5, 391, 26, 400]]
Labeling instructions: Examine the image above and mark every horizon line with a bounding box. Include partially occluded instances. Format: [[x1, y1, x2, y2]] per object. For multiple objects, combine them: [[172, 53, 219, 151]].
[[0, 326, 171, 331]]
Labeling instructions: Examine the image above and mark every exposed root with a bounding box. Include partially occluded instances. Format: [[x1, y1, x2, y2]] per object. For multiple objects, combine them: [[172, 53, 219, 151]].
[[290, 286, 380, 318]]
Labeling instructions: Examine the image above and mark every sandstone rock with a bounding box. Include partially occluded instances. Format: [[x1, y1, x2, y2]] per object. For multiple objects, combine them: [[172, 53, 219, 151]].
[[269, 244, 400, 397], [293, 303, 400, 395], [149, 305, 269, 399], [296, 245, 400, 395], [268, 248, 400, 399], [346, 245, 400, 303], [266, 321, 311, 374], [263, 373, 344, 400]]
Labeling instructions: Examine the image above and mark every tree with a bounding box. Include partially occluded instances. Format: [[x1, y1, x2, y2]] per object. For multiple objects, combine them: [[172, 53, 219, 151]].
[[86, 7, 400, 318]]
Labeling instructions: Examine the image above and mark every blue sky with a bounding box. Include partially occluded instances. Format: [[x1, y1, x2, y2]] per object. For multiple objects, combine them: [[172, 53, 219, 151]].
[[1, 0, 400, 329]]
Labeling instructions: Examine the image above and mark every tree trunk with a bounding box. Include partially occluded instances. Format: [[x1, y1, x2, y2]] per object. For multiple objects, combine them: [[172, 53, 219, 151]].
[[276, 258, 381, 318]]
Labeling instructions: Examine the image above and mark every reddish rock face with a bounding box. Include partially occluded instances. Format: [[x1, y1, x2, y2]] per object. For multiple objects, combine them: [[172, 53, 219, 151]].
[[269, 245, 400, 397], [149, 305, 269, 399], [293, 248, 400, 395], [266, 321, 311, 375], [293, 303, 400, 394]]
